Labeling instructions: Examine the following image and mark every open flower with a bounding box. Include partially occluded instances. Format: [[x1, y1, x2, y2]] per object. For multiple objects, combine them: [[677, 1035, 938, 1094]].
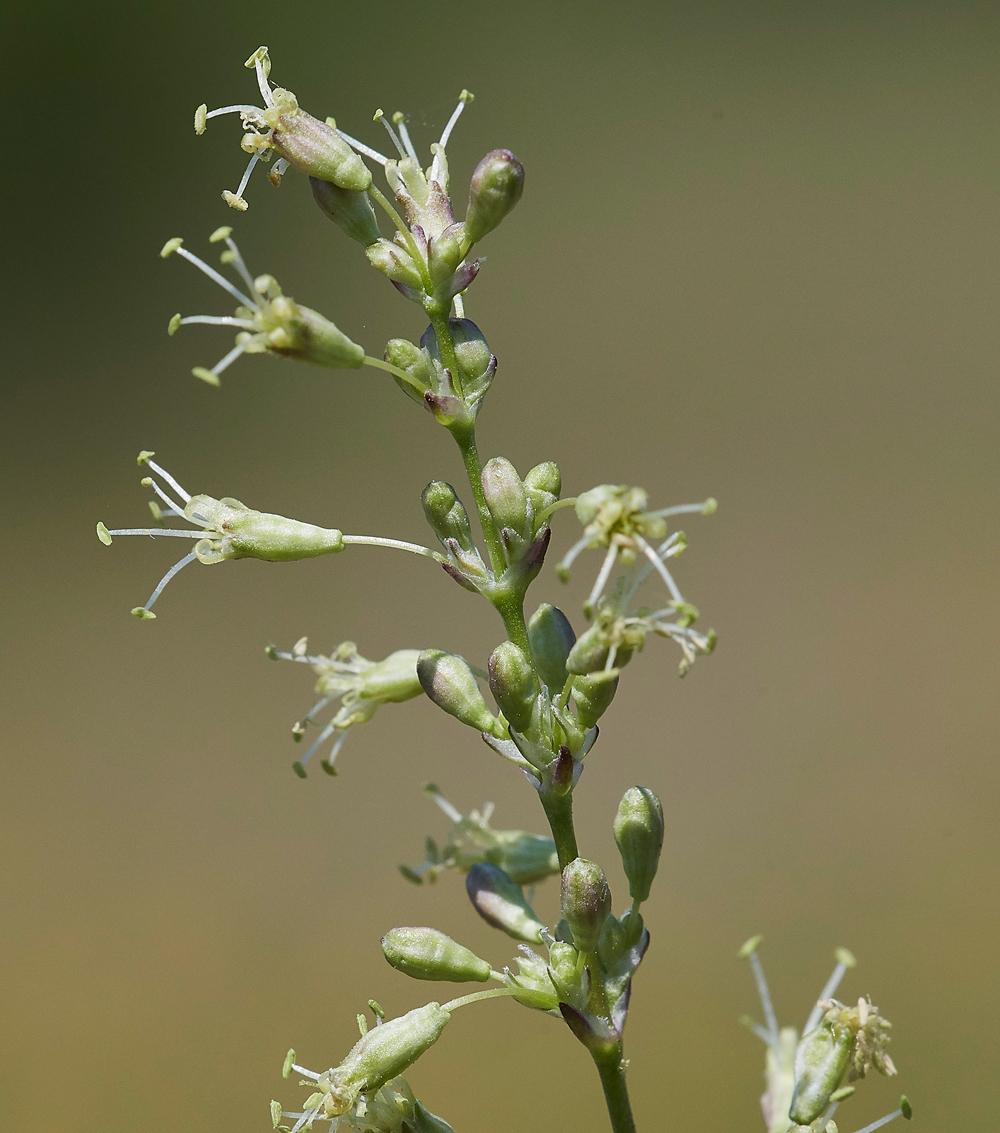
[[268, 639, 424, 777], [195, 46, 371, 210], [97, 453, 345, 618], [162, 229, 364, 385]]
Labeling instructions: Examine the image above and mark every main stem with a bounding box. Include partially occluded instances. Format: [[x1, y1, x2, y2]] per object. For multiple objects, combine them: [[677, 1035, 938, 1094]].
[[539, 787, 579, 867], [592, 1046, 638, 1133]]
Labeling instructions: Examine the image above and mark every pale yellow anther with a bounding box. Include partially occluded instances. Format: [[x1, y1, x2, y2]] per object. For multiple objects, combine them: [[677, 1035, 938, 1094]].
[[392, 111, 405, 124], [325, 116, 337, 129], [160, 237, 184, 258], [244, 46, 271, 78], [137, 450, 155, 465], [96, 522, 112, 546], [222, 190, 249, 211], [131, 607, 157, 620], [293, 636, 308, 656], [373, 108, 384, 122], [192, 367, 221, 387], [220, 249, 235, 264], [210, 226, 233, 243], [140, 477, 154, 487], [194, 103, 208, 135], [167, 313, 181, 335], [702, 497, 718, 515], [459, 89, 474, 102]]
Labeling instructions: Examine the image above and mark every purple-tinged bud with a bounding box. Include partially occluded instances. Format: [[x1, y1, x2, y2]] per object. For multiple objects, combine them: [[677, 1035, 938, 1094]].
[[268, 99, 372, 191], [421, 482, 476, 554], [482, 458, 531, 543], [613, 787, 664, 903], [310, 177, 381, 246], [527, 603, 576, 691], [488, 641, 537, 733], [381, 927, 491, 983], [560, 857, 612, 954], [464, 149, 525, 244], [465, 862, 545, 942], [367, 239, 425, 290]]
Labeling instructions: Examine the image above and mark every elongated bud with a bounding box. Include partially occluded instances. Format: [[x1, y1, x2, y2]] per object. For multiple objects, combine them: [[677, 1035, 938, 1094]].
[[465, 862, 545, 942], [613, 787, 664, 903], [572, 672, 619, 729], [524, 461, 561, 516], [789, 1024, 854, 1125], [482, 458, 531, 541], [268, 302, 366, 369], [417, 650, 501, 735], [184, 496, 344, 563], [488, 641, 537, 733], [560, 858, 612, 953], [421, 482, 475, 552], [268, 100, 372, 191], [327, 1003, 451, 1115], [528, 603, 576, 691], [465, 149, 525, 243], [310, 177, 381, 246], [381, 927, 491, 983]]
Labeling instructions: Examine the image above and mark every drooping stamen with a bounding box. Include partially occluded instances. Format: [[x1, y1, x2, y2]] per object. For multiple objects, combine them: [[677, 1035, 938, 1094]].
[[175, 246, 256, 308], [850, 1109, 906, 1133], [143, 458, 193, 503], [298, 694, 335, 728], [321, 729, 347, 773], [748, 949, 780, 1048], [207, 340, 250, 378], [633, 533, 684, 604], [646, 501, 714, 520], [394, 115, 419, 162], [139, 550, 199, 613], [296, 720, 337, 769], [620, 531, 683, 608], [558, 533, 593, 578], [334, 127, 389, 167], [233, 152, 261, 201], [143, 476, 190, 518], [206, 104, 266, 120], [374, 110, 408, 159], [804, 959, 850, 1033], [585, 543, 619, 615], [424, 784, 464, 825], [179, 316, 256, 329]]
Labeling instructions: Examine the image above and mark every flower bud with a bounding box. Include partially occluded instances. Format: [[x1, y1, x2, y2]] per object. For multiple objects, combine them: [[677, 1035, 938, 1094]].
[[481, 458, 531, 542], [264, 301, 366, 369], [572, 672, 619, 729], [184, 496, 344, 564], [267, 98, 372, 191], [310, 177, 381, 246], [464, 149, 525, 244], [613, 787, 664, 903], [385, 338, 433, 404], [421, 482, 476, 553], [381, 927, 491, 983], [527, 603, 576, 691], [367, 239, 425, 291], [560, 858, 612, 954], [789, 1024, 854, 1125], [524, 461, 561, 516], [465, 862, 545, 942], [488, 641, 537, 733], [420, 319, 495, 400], [327, 1003, 451, 1115], [417, 650, 502, 735]]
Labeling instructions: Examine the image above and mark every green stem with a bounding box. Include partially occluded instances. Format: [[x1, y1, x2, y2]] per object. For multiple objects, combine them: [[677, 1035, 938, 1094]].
[[430, 308, 465, 397], [539, 787, 579, 868], [592, 1046, 637, 1133], [449, 422, 505, 576], [441, 987, 518, 1012]]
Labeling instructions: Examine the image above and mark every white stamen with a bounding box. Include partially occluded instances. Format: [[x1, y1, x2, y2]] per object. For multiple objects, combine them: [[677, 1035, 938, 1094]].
[[144, 477, 189, 518], [396, 120, 419, 162], [604, 643, 619, 672], [620, 531, 683, 608], [142, 550, 199, 611], [210, 340, 250, 377], [235, 152, 261, 200], [299, 721, 337, 766], [322, 729, 348, 770], [634, 533, 684, 604], [253, 56, 275, 108], [107, 528, 205, 538], [746, 1020, 773, 1044], [452, 293, 465, 318], [290, 1106, 317, 1133], [376, 112, 408, 159], [426, 786, 464, 825], [749, 950, 780, 1047], [300, 694, 335, 725], [175, 246, 256, 308], [438, 94, 469, 151], [334, 129, 389, 167], [179, 316, 256, 329], [143, 458, 193, 503], [804, 962, 848, 1033], [223, 236, 258, 297], [289, 1064, 321, 1081], [850, 1110, 904, 1133], [559, 534, 593, 575], [646, 502, 710, 519], [586, 543, 619, 613], [206, 104, 265, 119], [272, 157, 289, 176]]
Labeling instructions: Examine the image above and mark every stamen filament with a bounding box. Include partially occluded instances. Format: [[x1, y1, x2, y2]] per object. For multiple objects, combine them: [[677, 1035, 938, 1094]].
[[646, 501, 712, 519], [299, 720, 337, 765], [206, 104, 264, 119], [850, 1110, 905, 1133], [211, 340, 250, 376], [144, 477, 190, 518], [438, 94, 469, 150], [634, 533, 684, 603], [223, 237, 258, 297], [424, 785, 464, 824], [341, 534, 440, 559], [376, 112, 408, 158], [253, 56, 275, 108], [179, 316, 256, 329], [289, 1064, 321, 1081], [586, 543, 619, 613], [804, 961, 848, 1033], [144, 459, 193, 503], [107, 528, 206, 538], [299, 694, 335, 725], [748, 950, 780, 1048], [142, 550, 199, 611], [235, 151, 261, 199], [396, 120, 419, 162], [335, 129, 389, 167], [535, 497, 577, 525], [559, 534, 593, 575], [175, 247, 256, 308]]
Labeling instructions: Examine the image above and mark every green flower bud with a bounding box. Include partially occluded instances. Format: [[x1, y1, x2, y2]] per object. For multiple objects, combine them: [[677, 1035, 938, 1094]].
[[527, 603, 576, 691], [523, 461, 561, 518], [326, 1003, 451, 1115], [417, 650, 502, 736], [464, 149, 525, 244], [789, 1023, 854, 1125], [481, 458, 531, 541], [421, 482, 476, 553], [367, 238, 425, 291], [571, 672, 619, 729], [465, 862, 545, 942], [261, 299, 366, 369], [613, 786, 664, 903], [309, 177, 381, 246], [420, 319, 495, 401], [184, 495, 344, 564], [385, 338, 433, 404], [488, 641, 537, 733], [264, 93, 371, 192], [381, 927, 491, 983], [560, 858, 612, 954]]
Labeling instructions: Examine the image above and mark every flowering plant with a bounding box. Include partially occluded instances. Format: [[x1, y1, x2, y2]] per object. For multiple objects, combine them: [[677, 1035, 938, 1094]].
[[98, 46, 911, 1133]]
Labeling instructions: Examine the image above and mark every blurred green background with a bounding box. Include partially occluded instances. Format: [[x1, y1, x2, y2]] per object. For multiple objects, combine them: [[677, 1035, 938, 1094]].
[[4, 0, 999, 1129]]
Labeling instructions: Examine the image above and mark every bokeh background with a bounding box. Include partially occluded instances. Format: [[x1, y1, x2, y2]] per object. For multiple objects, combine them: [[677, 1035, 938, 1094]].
[[5, 1, 999, 1129]]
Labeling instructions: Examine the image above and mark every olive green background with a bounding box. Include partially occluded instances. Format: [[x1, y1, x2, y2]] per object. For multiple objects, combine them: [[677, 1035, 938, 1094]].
[[4, 1, 999, 1130]]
